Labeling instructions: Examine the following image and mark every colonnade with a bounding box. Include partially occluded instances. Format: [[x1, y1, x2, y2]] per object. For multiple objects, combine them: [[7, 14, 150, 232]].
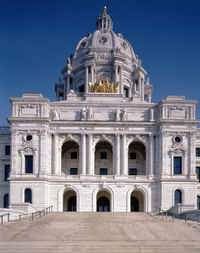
[[52, 133, 155, 177]]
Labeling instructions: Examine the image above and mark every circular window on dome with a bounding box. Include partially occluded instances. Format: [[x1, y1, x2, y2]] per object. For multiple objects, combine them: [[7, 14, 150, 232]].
[[174, 136, 182, 143], [26, 135, 32, 141], [121, 41, 127, 50], [80, 41, 87, 48], [99, 36, 108, 44]]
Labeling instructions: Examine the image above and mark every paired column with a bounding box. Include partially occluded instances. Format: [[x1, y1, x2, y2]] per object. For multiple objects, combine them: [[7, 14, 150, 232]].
[[81, 134, 86, 175], [53, 134, 61, 176], [115, 134, 120, 176], [121, 134, 128, 176], [88, 134, 94, 175], [85, 67, 89, 93], [148, 134, 154, 177]]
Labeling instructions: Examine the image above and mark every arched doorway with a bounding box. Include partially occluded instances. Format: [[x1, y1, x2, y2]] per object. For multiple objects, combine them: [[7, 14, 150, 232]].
[[97, 190, 111, 212], [62, 141, 79, 176], [95, 141, 113, 175], [128, 141, 146, 176], [63, 190, 77, 212], [131, 190, 144, 212]]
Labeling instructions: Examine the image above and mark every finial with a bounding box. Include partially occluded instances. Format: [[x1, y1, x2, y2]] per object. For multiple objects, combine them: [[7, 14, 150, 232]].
[[103, 6, 107, 16]]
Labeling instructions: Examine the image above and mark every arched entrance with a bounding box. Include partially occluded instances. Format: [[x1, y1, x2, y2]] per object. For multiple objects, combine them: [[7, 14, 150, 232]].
[[97, 190, 111, 212], [63, 190, 77, 212], [62, 141, 79, 176], [131, 190, 144, 212], [95, 141, 113, 175], [128, 141, 146, 176]]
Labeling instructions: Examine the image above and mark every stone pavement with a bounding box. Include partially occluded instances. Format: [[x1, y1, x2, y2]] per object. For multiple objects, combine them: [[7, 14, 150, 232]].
[[0, 212, 200, 253]]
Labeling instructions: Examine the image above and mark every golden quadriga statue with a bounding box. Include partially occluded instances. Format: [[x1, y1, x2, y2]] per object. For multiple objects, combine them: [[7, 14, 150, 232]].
[[88, 78, 119, 93]]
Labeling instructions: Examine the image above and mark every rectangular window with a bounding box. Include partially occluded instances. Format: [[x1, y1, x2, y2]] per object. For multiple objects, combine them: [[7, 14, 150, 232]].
[[100, 168, 108, 175], [25, 155, 33, 174], [173, 156, 182, 175], [129, 168, 137, 175], [129, 152, 136, 159], [124, 87, 129, 98], [100, 152, 107, 159], [196, 148, 200, 157], [70, 168, 78, 175], [71, 152, 78, 159], [196, 167, 200, 182], [5, 145, 10, 156], [4, 164, 10, 181]]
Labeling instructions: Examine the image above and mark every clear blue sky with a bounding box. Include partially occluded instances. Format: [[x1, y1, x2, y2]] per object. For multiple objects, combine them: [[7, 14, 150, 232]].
[[0, 0, 200, 125]]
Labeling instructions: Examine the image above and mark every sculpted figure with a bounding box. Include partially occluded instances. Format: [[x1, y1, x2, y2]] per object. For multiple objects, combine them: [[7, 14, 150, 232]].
[[81, 107, 87, 120], [121, 109, 127, 121]]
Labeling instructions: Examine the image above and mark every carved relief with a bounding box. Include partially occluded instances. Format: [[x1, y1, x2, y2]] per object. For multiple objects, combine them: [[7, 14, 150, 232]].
[[18, 104, 41, 117]]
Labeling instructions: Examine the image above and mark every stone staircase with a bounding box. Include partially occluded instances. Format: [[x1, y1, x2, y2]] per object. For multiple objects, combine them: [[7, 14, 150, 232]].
[[0, 212, 200, 253]]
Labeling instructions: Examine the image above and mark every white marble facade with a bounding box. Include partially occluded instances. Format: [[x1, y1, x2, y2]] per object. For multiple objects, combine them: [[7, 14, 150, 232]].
[[0, 7, 200, 213]]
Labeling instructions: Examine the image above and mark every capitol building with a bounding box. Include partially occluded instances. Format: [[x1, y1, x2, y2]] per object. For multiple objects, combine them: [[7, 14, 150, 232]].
[[1, 7, 200, 214]]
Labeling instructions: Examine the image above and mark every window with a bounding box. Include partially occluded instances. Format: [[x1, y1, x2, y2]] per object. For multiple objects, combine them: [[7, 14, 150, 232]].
[[173, 156, 182, 175], [25, 155, 33, 174], [135, 80, 139, 91], [70, 168, 78, 175], [197, 196, 200, 210], [25, 189, 32, 203], [100, 152, 107, 159], [5, 145, 10, 156], [196, 167, 200, 182], [124, 87, 129, 98], [196, 148, 200, 157], [129, 168, 137, 175], [79, 85, 85, 93], [129, 152, 136, 159], [174, 190, 182, 205], [3, 194, 9, 208], [26, 135, 32, 141], [100, 168, 108, 175], [4, 164, 10, 181], [71, 152, 78, 159]]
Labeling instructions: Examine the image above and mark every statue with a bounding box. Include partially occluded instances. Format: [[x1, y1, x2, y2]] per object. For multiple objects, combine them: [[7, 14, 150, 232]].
[[121, 109, 127, 121], [81, 107, 87, 120], [88, 76, 119, 93]]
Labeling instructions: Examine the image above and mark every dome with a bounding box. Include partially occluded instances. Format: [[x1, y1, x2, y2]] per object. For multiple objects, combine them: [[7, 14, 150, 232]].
[[73, 6, 136, 62], [57, 7, 150, 103]]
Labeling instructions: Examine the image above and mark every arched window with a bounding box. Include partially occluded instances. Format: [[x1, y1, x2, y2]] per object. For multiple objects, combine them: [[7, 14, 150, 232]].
[[174, 190, 182, 205], [3, 194, 9, 208], [197, 196, 200, 210], [25, 188, 32, 204]]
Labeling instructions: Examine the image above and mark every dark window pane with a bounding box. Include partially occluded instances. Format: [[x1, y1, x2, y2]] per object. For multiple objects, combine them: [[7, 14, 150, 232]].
[[25, 189, 32, 203], [129, 152, 136, 159], [175, 190, 182, 205], [196, 167, 200, 182], [129, 168, 137, 175], [70, 168, 78, 175], [100, 152, 107, 159], [71, 152, 78, 159], [100, 168, 107, 175], [5, 145, 10, 156], [196, 148, 200, 157], [26, 135, 32, 141], [25, 155, 33, 174], [3, 194, 9, 208], [197, 196, 200, 210], [4, 164, 10, 181], [124, 87, 129, 97], [174, 157, 182, 175]]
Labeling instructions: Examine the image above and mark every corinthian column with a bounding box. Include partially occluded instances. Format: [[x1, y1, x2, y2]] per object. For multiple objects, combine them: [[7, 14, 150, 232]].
[[115, 134, 120, 176], [122, 134, 128, 176], [81, 134, 86, 175], [85, 67, 89, 93], [88, 134, 94, 175]]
